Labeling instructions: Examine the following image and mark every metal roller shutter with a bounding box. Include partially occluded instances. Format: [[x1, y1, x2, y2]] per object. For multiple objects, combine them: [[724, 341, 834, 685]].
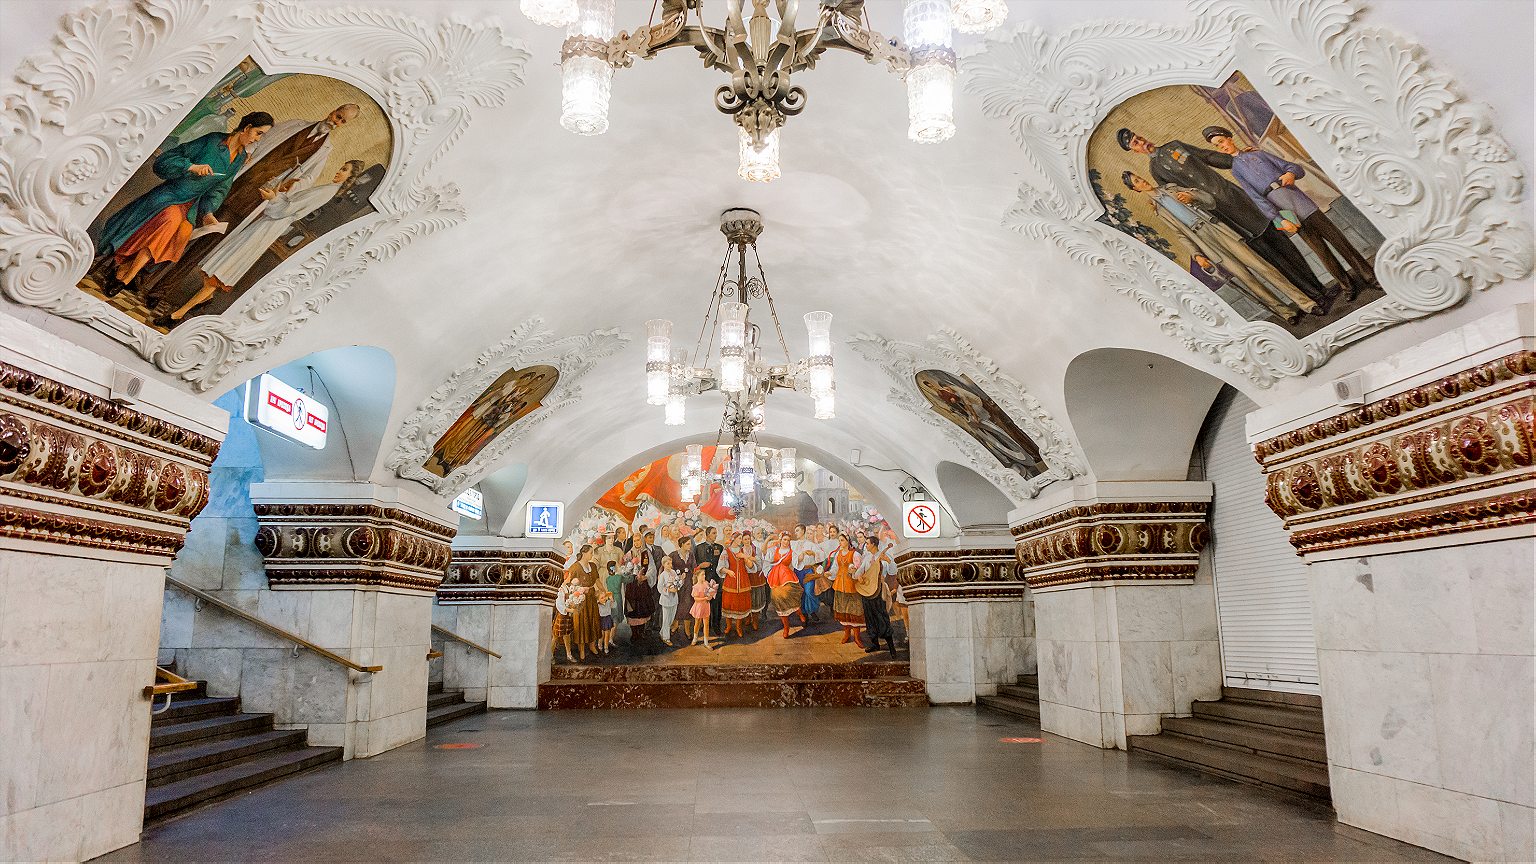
[[1200, 388, 1320, 693]]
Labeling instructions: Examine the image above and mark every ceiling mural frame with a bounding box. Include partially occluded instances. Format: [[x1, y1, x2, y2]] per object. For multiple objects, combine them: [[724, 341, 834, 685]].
[[386, 317, 629, 498], [0, 0, 530, 392], [846, 328, 1085, 505], [966, 0, 1531, 388]]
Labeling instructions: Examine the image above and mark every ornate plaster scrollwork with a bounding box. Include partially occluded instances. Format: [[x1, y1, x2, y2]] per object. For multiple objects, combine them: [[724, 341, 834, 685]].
[[0, 0, 530, 391], [846, 329, 1085, 504], [966, 0, 1531, 387], [386, 318, 629, 497]]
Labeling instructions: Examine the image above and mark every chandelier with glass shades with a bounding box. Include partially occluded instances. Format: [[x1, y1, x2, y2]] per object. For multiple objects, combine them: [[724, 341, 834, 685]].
[[518, 0, 1009, 182], [643, 208, 831, 512]]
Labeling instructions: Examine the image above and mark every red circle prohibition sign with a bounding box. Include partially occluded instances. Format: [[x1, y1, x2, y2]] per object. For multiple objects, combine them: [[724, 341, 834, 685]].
[[907, 505, 935, 533]]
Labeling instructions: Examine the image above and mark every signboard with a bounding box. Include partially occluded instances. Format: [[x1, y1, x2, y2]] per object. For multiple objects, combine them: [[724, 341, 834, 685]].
[[902, 501, 939, 539], [451, 489, 484, 521], [526, 501, 563, 538], [247, 373, 327, 450]]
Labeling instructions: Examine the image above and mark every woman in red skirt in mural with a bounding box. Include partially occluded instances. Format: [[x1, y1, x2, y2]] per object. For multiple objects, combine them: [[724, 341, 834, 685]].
[[720, 535, 754, 638]]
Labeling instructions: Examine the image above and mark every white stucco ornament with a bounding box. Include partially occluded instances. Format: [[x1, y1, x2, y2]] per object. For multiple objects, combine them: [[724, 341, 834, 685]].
[[965, 0, 1531, 387], [0, 0, 531, 391], [386, 317, 629, 498], [846, 328, 1085, 505]]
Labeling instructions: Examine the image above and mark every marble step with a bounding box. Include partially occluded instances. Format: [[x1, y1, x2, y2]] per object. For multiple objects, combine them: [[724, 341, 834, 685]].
[[996, 683, 1039, 701], [151, 694, 239, 725], [151, 711, 275, 749], [539, 677, 928, 710], [1128, 732, 1330, 800], [144, 744, 342, 822], [1191, 698, 1326, 735], [1161, 716, 1327, 766], [976, 693, 1040, 722], [550, 661, 911, 683], [147, 728, 308, 787], [429, 679, 444, 695], [428, 690, 470, 711], [427, 698, 486, 728]]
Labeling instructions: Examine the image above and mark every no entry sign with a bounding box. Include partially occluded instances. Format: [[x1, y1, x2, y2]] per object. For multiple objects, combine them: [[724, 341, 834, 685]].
[[903, 502, 939, 538]]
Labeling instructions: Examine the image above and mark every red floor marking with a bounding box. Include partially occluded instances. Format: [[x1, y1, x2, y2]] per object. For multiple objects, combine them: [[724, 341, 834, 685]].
[[434, 743, 484, 749], [999, 737, 1043, 743]]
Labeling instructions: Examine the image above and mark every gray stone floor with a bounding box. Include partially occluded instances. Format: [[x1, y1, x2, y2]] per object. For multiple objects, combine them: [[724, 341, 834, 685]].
[[100, 707, 1451, 863]]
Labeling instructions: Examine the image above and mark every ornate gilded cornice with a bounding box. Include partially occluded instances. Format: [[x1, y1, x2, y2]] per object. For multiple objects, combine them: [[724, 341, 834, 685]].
[[0, 364, 216, 564], [437, 547, 564, 604], [1256, 351, 1535, 557], [902, 581, 1029, 602], [1011, 501, 1209, 589], [254, 502, 455, 594], [893, 547, 1021, 589]]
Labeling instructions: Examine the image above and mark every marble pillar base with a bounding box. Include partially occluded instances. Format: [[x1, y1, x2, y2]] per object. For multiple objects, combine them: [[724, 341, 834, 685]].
[[433, 600, 553, 709], [908, 594, 1034, 705]]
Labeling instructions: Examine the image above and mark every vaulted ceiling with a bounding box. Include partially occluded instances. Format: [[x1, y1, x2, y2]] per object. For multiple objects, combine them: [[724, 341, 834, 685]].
[[3, 0, 1530, 530]]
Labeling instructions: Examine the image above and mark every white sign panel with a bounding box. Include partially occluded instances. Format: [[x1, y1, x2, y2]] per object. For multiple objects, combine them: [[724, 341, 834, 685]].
[[451, 488, 484, 520], [526, 501, 563, 538], [248, 373, 327, 450], [902, 501, 940, 539]]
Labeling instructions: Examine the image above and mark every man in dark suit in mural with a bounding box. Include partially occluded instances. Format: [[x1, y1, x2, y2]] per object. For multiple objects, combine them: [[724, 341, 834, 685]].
[[1117, 127, 1332, 314]]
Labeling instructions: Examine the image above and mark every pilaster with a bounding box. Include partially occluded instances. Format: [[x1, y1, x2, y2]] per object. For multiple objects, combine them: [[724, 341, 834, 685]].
[[434, 536, 560, 708], [1248, 303, 1534, 863], [0, 314, 227, 861], [1011, 481, 1221, 749]]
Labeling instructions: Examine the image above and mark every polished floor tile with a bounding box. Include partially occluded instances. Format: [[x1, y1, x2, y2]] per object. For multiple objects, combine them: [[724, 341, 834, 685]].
[[98, 707, 1451, 863]]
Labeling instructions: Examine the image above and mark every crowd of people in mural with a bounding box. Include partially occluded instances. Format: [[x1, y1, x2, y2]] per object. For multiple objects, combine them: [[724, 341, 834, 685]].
[[551, 515, 906, 662]]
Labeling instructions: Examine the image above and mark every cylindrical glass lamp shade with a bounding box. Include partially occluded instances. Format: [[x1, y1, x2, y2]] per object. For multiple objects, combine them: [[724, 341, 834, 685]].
[[907, 61, 956, 143], [569, 0, 614, 38], [903, 0, 952, 49], [521, 0, 578, 27], [771, 487, 785, 506], [738, 127, 782, 183], [814, 389, 835, 420], [560, 54, 612, 136], [951, 0, 1008, 33], [664, 392, 686, 426], [685, 443, 703, 477], [681, 478, 697, 503], [720, 355, 746, 393], [803, 310, 833, 357], [644, 318, 672, 406], [720, 302, 749, 349]]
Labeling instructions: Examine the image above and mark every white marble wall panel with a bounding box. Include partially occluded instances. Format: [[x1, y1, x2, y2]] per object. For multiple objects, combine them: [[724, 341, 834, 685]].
[[486, 602, 552, 709], [908, 597, 1033, 704], [1310, 539, 1535, 862], [1, 552, 165, 861]]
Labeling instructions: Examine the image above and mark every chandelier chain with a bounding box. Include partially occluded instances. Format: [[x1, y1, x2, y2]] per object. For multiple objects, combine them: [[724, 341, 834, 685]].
[[751, 242, 793, 366]]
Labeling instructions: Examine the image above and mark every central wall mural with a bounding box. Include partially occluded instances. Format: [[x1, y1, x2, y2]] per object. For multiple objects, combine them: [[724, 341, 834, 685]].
[[557, 449, 901, 666]]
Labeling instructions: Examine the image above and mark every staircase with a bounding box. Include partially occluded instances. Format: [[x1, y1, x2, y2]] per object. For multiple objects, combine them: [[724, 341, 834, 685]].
[[977, 672, 1040, 723], [1128, 687, 1330, 801], [145, 678, 342, 823], [427, 680, 486, 728]]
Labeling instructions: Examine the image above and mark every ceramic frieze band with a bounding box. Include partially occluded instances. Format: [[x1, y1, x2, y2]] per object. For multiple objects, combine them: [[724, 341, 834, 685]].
[[895, 546, 1027, 601], [438, 548, 564, 604], [0, 360, 218, 564], [253, 502, 456, 593], [1012, 500, 1210, 589], [1257, 350, 1535, 558]]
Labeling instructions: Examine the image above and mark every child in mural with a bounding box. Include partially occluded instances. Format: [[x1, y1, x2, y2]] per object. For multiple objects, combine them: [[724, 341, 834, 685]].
[[857, 537, 898, 654], [596, 583, 616, 655], [720, 535, 754, 639], [553, 573, 581, 664], [657, 557, 685, 646], [688, 567, 717, 648], [158, 158, 366, 328], [1121, 171, 1319, 324], [830, 534, 865, 643], [766, 530, 805, 638]]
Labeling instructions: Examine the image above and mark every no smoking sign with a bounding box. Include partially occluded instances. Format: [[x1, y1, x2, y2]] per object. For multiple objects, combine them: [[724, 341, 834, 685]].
[[902, 502, 939, 538]]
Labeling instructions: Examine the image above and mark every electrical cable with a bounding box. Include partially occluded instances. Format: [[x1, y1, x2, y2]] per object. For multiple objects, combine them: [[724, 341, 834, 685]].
[[306, 365, 359, 481]]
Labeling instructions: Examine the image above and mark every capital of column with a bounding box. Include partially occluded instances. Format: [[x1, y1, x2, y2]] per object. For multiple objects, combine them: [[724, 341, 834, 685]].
[[1250, 304, 1535, 561], [894, 537, 1025, 602], [439, 535, 564, 605], [0, 316, 227, 565], [250, 481, 457, 594], [1009, 481, 1212, 591]]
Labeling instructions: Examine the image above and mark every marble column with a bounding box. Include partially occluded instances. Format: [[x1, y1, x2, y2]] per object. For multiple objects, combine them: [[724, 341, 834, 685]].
[[1012, 481, 1221, 749], [0, 316, 226, 861], [245, 481, 456, 758], [898, 539, 1033, 704], [434, 536, 560, 709], [1248, 303, 1534, 862]]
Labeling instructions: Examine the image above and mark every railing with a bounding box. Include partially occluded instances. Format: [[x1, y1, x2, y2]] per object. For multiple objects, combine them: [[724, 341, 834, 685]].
[[165, 576, 383, 674], [426, 650, 444, 660], [145, 665, 198, 715], [431, 624, 502, 659]]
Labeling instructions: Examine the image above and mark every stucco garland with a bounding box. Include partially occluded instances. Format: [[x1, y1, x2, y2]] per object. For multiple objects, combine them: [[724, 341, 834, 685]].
[[966, 0, 1531, 387], [0, 0, 530, 391]]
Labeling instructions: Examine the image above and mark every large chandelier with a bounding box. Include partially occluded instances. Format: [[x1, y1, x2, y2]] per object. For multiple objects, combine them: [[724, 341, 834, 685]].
[[644, 208, 832, 512], [524, 0, 1009, 181]]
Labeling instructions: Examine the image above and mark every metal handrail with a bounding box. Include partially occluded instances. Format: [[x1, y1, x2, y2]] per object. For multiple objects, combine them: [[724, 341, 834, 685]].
[[165, 576, 383, 674], [431, 624, 502, 659]]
